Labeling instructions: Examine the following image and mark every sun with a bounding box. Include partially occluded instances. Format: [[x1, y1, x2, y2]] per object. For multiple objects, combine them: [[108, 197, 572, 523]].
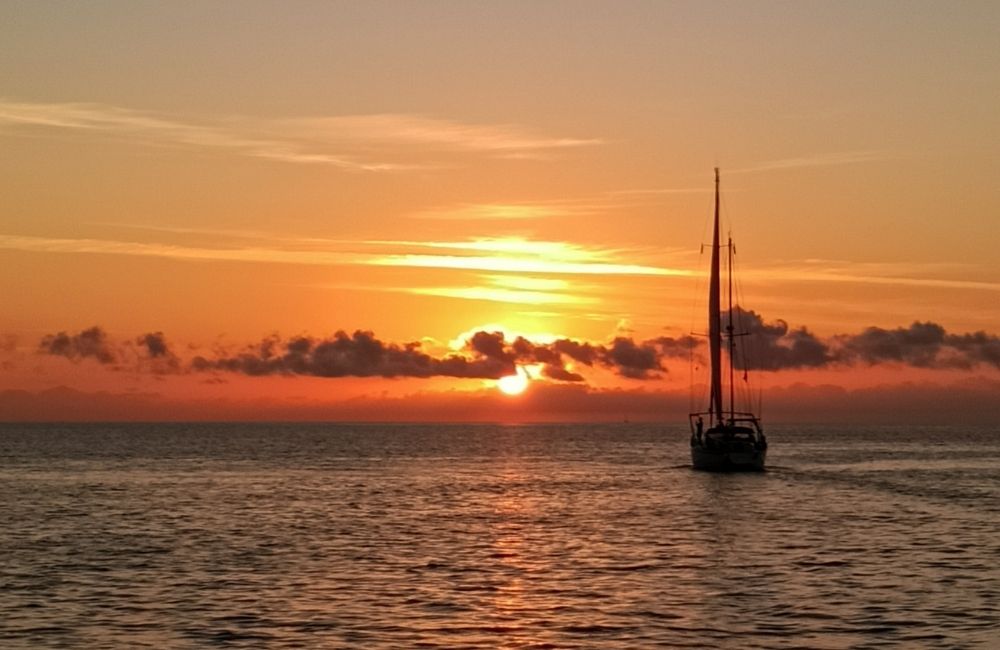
[[497, 367, 530, 396]]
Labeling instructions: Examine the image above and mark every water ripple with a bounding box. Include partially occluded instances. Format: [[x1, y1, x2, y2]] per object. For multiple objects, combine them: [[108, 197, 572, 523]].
[[0, 422, 997, 648]]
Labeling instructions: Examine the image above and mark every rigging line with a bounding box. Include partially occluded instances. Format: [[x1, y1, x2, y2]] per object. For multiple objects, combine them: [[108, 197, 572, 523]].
[[730, 243, 743, 410], [719, 188, 735, 251], [732, 238, 764, 417], [688, 242, 706, 414], [720, 183, 751, 415], [731, 236, 761, 415]]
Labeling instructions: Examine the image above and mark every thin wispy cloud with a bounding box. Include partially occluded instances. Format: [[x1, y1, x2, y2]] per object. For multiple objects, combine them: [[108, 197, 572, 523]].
[[318, 273, 594, 308], [769, 269, 1000, 293], [277, 114, 601, 152], [363, 237, 691, 277], [408, 203, 578, 221], [0, 100, 393, 171], [483, 275, 571, 292], [0, 233, 687, 278], [367, 254, 686, 277], [728, 150, 892, 174], [750, 259, 1000, 293], [409, 286, 594, 306], [246, 148, 409, 171], [607, 187, 714, 196], [366, 238, 621, 262], [0, 234, 367, 266], [406, 195, 627, 221], [0, 100, 601, 171], [94, 223, 280, 241], [406, 273, 595, 307], [9, 231, 996, 294]]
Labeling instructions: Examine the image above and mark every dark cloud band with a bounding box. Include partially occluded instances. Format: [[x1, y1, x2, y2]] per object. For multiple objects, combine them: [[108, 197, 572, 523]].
[[34, 314, 1000, 381]]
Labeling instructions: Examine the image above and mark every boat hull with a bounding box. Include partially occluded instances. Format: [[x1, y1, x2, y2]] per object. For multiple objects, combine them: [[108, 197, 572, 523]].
[[691, 443, 766, 472]]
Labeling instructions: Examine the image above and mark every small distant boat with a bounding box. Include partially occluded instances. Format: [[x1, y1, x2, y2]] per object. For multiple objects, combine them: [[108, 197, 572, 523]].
[[689, 169, 767, 471]]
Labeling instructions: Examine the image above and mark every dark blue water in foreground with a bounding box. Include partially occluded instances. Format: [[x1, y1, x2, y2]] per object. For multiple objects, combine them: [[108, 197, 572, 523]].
[[1, 422, 997, 648]]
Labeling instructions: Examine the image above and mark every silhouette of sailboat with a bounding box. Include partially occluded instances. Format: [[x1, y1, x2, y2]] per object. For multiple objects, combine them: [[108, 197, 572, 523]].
[[689, 169, 768, 471]]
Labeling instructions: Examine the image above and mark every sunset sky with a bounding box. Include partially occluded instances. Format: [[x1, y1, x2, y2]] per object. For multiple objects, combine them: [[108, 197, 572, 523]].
[[2, 1, 999, 422]]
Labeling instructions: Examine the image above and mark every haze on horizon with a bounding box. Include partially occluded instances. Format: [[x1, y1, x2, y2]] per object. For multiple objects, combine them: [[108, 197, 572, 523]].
[[2, 1, 999, 422]]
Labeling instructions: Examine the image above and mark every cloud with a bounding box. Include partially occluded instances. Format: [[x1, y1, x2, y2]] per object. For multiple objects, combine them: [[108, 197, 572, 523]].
[[408, 203, 575, 221], [750, 259, 1000, 293], [408, 286, 594, 306], [584, 335, 698, 379], [137, 331, 171, 358], [36, 228, 991, 305], [726, 308, 832, 370], [715, 310, 1000, 372], [367, 238, 627, 262], [729, 150, 891, 174], [32, 314, 1000, 384], [468, 331, 512, 363], [37, 326, 185, 370], [0, 100, 599, 170], [0, 234, 687, 285], [280, 113, 601, 153], [135, 331, 181, 372], [0, 99, 381, 170], [162, 327, 695, 382], [948, 331, 1000, 368], [552, 338, 601, 365], [836, 322, 1000, 369], [718, 311, 1000, 371], [601, 337, 663, 379], [192, 330, 515, 379], [405, 199, 609, 221], [39, 326, 117, 364], [0, 233, 367, 267], [607, 187, 713, 196], [367, 253, 684, 277], [476, 332, 696, 381], [838, 321, 946, 367], [64, 229, 996, 296], [407, 272, 595, 307], [509, 332, 700, 380], [540, 364, 585, 382]]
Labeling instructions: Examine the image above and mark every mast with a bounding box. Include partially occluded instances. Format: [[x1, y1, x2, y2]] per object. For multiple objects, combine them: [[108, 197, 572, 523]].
[[708, 168, 723, 424], [728, 235, 735, 421]]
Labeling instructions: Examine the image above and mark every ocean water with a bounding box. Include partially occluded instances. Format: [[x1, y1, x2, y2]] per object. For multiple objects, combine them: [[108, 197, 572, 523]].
[[0, 422, 997, 649]]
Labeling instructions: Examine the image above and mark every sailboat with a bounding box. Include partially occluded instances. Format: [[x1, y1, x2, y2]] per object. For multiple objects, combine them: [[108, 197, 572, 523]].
[[689, 168, 768, 471]]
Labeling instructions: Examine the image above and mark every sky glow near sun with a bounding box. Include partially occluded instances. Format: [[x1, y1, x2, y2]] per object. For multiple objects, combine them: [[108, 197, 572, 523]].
[[1, 2, 999, 422], [497, 368, 530, 396]]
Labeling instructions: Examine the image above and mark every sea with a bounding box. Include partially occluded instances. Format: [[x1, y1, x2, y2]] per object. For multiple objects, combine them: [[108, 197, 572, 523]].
[[1, 422, 997, 649]]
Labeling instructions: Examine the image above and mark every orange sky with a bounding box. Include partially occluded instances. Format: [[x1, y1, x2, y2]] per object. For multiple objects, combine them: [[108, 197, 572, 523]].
[[2, 2, 999, 422]]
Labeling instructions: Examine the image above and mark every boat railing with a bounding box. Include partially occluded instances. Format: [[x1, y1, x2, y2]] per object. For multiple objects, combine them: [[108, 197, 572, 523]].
[[688, 411, 763, 435]]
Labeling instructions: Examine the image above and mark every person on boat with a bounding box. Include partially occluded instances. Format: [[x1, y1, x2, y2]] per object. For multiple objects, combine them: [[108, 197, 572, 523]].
[[696, 416, 703, 437]]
